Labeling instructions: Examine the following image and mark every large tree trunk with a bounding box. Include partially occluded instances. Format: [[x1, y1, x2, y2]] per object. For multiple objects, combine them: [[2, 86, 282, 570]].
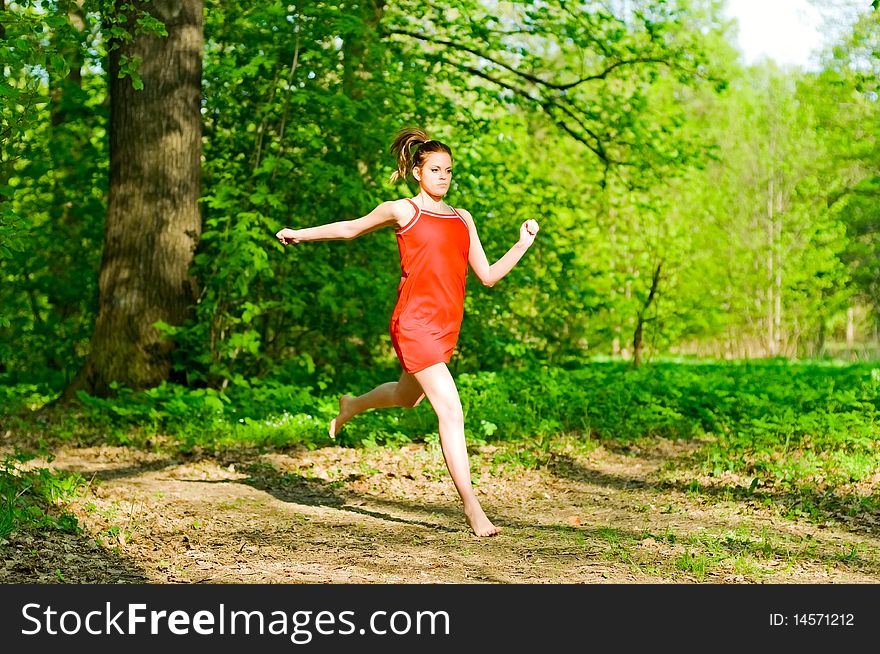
[[65, 0, 203, 398]]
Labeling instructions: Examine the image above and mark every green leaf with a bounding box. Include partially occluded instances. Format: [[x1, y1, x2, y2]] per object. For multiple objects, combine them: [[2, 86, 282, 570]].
[[44, 15, 71, 28], [49, 54, 70, 78]]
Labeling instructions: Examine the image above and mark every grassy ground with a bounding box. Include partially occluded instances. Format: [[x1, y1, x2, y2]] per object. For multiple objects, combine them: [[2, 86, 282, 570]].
[[2, 360, 878, 583], [1, 432, 876, 584]]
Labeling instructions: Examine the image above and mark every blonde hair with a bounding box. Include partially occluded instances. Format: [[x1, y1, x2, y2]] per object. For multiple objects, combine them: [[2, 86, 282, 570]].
[[389, 126, 453, 184]]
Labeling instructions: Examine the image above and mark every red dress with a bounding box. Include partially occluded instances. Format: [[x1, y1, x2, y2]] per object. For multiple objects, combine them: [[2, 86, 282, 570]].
[[389, 198, 471, 373]]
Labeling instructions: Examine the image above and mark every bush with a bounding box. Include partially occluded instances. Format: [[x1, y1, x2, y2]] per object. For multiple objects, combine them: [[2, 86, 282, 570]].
[[0, 453, 84, 538]]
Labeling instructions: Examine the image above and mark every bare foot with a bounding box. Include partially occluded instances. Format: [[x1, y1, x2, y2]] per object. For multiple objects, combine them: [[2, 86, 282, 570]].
[[329, 394, 355, 439], [465, 503, 501, 537]]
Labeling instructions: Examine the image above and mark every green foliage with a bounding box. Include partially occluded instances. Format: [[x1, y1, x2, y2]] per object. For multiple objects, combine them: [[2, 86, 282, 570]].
[[659, 61, 856, 358], [7, 360, 878, 496], [1, 2, 106, 385], [813, 10, 880, 324], [0, 382, 56, 414], [4, 0, 878, 395], [0, 0, 169, 387], [68, 378, 329, 451], [158, 0, 724, 387], [0, 452, 84, 538]]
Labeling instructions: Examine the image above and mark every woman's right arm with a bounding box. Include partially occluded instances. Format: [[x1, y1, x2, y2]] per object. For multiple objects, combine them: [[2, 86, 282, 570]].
[[276, 201, 408, 245]]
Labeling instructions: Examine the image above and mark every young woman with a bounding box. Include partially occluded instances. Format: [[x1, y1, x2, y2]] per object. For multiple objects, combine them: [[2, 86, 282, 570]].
[[275, 127, 539, 537]]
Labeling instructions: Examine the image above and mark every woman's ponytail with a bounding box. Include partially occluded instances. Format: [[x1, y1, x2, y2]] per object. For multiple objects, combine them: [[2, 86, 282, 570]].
[[388, 126, 452, 184]]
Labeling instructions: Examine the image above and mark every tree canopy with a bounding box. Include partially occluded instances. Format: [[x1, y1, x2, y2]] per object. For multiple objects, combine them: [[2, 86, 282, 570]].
[[1, 0, 879, 393]]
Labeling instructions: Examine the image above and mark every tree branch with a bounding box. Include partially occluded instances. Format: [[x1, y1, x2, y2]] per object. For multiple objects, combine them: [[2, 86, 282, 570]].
[[439, 56, 610, 163], [388, 27, 670, 91]]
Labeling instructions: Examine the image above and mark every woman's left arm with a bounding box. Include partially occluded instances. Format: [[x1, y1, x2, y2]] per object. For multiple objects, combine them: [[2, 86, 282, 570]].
[[461, 208, 539, 287]]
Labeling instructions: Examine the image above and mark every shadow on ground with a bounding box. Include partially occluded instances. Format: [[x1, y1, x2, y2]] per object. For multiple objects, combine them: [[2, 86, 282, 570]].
[[0, 527, 150, 584], [231, 460, 461, 533], [548, 452, 879, 537]]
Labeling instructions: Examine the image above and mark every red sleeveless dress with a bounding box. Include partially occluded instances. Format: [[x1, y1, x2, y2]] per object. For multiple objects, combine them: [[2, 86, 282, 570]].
[[389, 198, 471, 373]]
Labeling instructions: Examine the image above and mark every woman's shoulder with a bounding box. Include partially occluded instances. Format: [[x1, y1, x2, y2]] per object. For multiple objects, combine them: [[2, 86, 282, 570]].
[[384, 198, 418, 227], [454, 207, 473, 223]]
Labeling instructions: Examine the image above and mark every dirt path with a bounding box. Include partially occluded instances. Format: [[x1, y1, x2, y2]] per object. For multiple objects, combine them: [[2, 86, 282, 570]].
[[2, 435, 878, 584]]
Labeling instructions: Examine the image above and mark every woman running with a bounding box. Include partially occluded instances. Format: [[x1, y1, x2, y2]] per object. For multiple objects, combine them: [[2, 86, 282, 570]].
[[275, 127, 539, 537]]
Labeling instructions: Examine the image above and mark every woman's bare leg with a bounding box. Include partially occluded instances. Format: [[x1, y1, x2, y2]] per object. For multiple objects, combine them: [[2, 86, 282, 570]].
[[413, 362, 500, 537], [329, 370, 425, 438]]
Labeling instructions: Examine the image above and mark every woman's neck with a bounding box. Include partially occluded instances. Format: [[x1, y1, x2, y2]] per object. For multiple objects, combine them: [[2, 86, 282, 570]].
[[416, 191, 448, 211]]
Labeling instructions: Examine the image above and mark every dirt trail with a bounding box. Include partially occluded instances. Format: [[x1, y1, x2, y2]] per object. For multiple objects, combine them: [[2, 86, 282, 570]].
[[2, 436, 878, 584]]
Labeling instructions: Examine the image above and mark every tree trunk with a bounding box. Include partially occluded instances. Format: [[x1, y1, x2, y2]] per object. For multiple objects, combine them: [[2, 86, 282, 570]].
[[342, 0, 386, 100], [65, 0, 203, 398], [632, 261, 663, 368], [607, 200, 622, 357], [814, 315, 826, 358], [46, 2, 87, 377], [765, 177, 774, 356], [0, 0, 7, 196], [846, 306, 855, 348], [773, 183, 783, 355]]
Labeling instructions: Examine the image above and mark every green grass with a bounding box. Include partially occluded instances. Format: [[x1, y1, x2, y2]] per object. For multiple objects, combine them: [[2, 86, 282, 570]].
[[605, 524, 877, 582], [674, 550, 717, 579], [0, 452, 85, 538], [3, 359, 879, 531]]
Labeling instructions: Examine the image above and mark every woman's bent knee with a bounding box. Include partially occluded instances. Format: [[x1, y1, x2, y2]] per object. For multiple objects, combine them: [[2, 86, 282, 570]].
[[396, 390, 424, 408]]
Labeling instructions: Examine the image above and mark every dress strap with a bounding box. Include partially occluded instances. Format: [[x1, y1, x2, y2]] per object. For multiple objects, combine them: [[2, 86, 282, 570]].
[[451, 207, 469, 229], [398, 198, 421, 233]]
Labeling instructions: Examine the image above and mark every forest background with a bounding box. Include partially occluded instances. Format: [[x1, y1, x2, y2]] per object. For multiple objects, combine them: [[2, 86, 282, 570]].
[[4, 0, 880, 392], [1, 0, 880, 583]]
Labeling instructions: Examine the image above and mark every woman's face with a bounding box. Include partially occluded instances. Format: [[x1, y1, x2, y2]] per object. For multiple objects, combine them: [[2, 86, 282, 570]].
[[414, 151, 452, 198]]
